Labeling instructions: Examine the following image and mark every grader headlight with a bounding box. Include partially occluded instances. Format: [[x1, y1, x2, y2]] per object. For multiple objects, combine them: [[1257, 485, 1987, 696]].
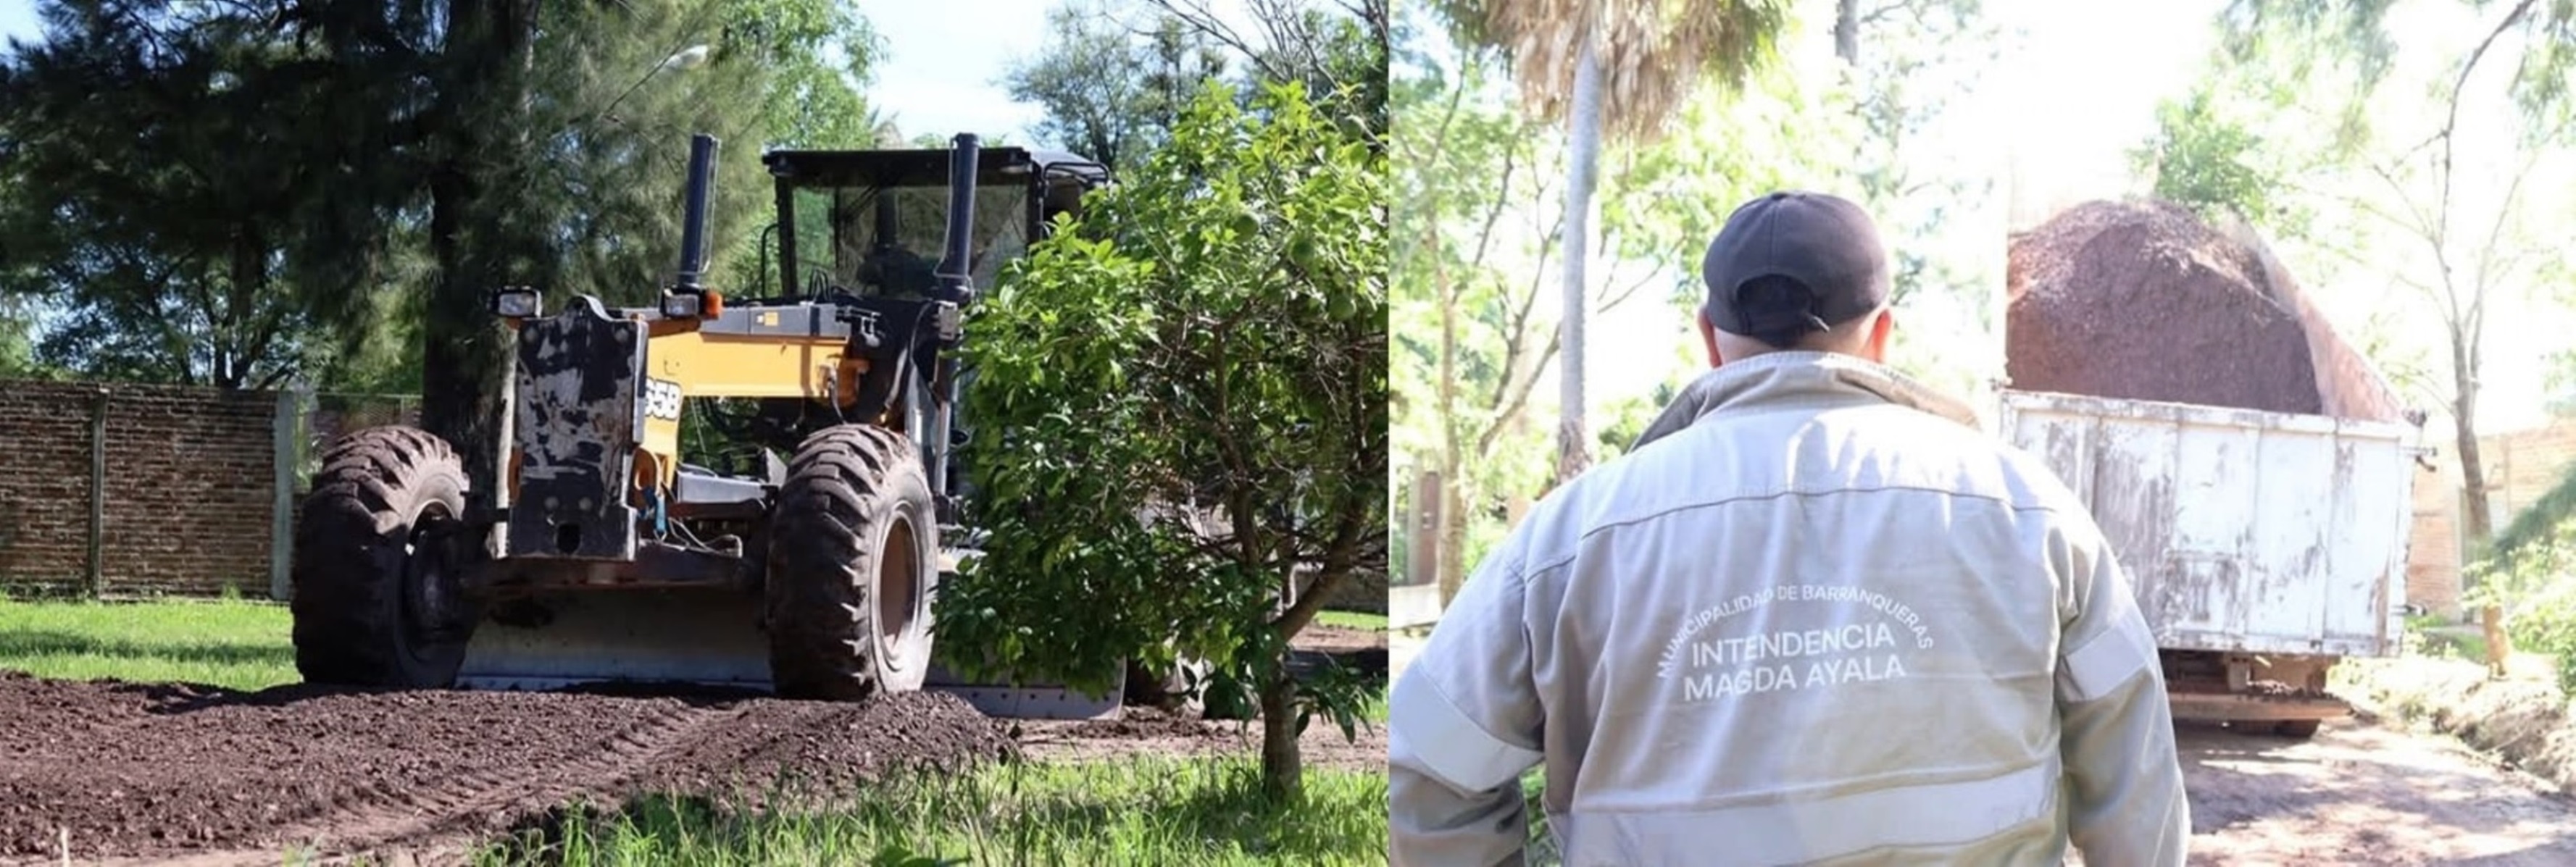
[[491, 287, 543, 319], [661, 290, 722, 319]]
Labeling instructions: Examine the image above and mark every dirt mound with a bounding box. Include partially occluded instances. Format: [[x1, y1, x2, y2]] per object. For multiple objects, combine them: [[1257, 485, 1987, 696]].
[[1064, 706, 1231, 741], [2006, 199, 2325, 415], [0, 674, 1012, 862], [636, 692, 1017, 797]]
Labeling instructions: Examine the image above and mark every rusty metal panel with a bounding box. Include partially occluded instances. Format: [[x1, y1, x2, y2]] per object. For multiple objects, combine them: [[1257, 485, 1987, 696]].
[[507, 297, 646, 561], [1997, 390, 2418, 658]]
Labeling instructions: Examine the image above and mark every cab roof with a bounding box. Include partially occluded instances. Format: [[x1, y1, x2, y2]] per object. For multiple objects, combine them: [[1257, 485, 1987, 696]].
[[760, 144, 1110, 189]]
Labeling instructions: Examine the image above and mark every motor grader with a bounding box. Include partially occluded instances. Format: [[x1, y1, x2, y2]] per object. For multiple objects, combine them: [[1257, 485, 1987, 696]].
[[288, 133, 1120, 717]]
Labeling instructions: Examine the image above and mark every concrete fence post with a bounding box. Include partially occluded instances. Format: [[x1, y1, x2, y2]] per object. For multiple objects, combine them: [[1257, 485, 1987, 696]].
[[270, 388, 301, 602], [1406, 469, 1440, 592], [86, 387, 107, 599]]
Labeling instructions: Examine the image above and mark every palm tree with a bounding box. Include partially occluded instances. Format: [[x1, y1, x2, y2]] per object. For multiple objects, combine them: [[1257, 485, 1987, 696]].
[[1432, 0, 1791, 486]]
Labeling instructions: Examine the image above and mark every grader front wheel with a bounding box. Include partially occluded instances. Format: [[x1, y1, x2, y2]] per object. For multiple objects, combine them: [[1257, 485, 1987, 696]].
[[289, 426, 480, 688], [765, 424, 940, 701]]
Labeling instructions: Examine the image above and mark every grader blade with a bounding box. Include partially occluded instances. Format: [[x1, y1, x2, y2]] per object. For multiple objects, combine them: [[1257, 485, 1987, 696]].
[[455, 590, 771, 692], [925, 662, 1125, 720], [451, 582, 1127, 720]]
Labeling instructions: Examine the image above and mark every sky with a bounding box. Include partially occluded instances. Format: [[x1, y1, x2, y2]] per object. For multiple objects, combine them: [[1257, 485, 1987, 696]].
[[860, 0, 1264, 148], [0, 1, 36, 47], [1993, 0, 2226, 229], [856, 0, 1051, 143]]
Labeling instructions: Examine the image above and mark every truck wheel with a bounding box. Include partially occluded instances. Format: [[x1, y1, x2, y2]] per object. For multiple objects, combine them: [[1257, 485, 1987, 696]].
[[2270, 720, 2322, 740], [767, 424, 938, 700], [291, 426, 478, 688]]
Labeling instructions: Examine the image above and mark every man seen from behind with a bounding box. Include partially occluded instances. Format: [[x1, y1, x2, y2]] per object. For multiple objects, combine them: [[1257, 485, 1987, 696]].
[[1385, 190, 2191, 866]]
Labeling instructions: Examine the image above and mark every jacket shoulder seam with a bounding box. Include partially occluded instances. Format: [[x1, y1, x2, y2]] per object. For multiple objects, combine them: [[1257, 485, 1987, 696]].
[[1522, 485, 2072, 577]]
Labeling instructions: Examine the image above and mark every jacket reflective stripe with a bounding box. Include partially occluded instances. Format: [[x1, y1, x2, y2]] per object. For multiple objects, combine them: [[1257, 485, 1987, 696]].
[[1390, 671, 1542, 793], [1551, 760, 2059, 866], [2062, 600, 2159, 703]]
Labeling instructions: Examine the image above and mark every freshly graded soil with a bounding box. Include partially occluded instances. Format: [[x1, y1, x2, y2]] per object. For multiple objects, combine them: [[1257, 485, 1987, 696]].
[[0, 673, 1012, 863], [1063, 705, 1231, 741], [2005, 199, 2325, 415]]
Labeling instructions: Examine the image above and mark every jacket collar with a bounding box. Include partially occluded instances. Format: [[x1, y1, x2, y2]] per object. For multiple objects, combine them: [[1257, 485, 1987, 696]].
[[1630, 351, 1982, 451]]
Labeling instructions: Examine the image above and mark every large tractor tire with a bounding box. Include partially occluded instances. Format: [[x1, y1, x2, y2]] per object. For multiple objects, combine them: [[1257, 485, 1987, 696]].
[[766, 424, 939, 700], [290, 426, 479, 688]]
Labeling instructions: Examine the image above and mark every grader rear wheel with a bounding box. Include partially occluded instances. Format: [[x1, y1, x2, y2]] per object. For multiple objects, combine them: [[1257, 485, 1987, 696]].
[[765, 424, 939, 700], [290, 426, 480, 688]]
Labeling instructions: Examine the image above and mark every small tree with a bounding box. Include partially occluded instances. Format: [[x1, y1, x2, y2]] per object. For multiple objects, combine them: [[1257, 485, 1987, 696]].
[[940, 80, 1387, 801]]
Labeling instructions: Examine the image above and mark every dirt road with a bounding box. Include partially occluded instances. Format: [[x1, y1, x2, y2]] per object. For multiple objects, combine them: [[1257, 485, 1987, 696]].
[[2162, 719, 2576, 866]]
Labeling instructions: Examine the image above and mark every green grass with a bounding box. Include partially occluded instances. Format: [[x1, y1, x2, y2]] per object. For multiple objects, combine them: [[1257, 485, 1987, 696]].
[[2404, 613, 2491, 662], [0, 596, 295, 690], [474, 756, 1388, 866], [1314, 610, 1387, 631]]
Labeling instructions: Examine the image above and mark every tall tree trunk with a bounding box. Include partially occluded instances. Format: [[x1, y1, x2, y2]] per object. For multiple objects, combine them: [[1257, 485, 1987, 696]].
[[1438, 481, 1467, 605], [2454, 341, 2509, 674], [1435, 243, 1468, 606], [1554, 38, 1601, 487], [225, 228, 265, 390], [1834, 0, 1859, 64], [1258, 661, 1302, 803], [422, 0, 538, 549]]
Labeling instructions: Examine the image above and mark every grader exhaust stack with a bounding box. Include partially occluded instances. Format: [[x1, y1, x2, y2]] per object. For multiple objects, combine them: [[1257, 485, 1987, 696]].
[[288, 130, 1124, 718]]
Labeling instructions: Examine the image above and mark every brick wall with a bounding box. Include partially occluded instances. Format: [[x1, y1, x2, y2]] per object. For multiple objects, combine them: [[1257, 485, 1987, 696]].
[[2409, 456, 2462, 619], [2398, 420, 2576, 621], [0, 381, 279, 596], [2482, 424, 2576, 527], [1321, 569, 1388, 614]]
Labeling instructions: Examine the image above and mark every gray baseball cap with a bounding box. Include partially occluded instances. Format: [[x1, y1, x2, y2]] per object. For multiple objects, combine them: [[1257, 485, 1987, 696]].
[[1699, 190, 1891, 337]]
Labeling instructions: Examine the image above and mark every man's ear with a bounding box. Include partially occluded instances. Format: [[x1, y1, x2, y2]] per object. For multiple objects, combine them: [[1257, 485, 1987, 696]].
[[1697, 308, 1725, 368], [1862, 307, 1896, 361]]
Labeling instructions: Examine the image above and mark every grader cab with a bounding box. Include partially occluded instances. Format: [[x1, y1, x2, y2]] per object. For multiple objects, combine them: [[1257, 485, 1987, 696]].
[[287, 133, 1120, 717]]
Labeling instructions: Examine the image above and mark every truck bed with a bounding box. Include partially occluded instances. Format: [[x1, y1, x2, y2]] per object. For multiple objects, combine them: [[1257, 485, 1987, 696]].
[[1996, 390, 2419, 661]]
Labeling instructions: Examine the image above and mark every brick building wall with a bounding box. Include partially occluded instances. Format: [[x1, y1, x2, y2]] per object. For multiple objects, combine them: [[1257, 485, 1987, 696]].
[[1321, 569, 1388, 614], [0, 381, 280, 596], [2481, 424, 2576, 527], [2409, 457, 2462, 619], [2400, 420, 2576, 621]]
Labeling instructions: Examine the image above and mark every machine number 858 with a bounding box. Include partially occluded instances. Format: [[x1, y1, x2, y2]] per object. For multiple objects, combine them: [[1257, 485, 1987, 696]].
[[643, 378, 683, 421]]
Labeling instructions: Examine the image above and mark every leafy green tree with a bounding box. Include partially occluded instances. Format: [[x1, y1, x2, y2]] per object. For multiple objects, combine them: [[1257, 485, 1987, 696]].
[[2135, 83, 2285, 224], [1393, 9, 1673, 606], [1430, 0, 1789, 487], [0, 0, 413, 388], [2166, 0, 2576, 670], [0, 297, 49, 380], [1, 0, 881, 506], [1391, 28, 1556, 603], [1003, 0, 1230, 172], [1830, 0, 2003, 319], [1146, 0, 1391, 141], [1393, 3, 1999, 607], [942, 81, 1385, 801]]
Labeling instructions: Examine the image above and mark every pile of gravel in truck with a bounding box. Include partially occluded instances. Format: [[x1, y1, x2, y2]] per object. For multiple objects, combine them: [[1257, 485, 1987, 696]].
[[1999, 198, 2425, 738], [2004, 198, 2406, 424]]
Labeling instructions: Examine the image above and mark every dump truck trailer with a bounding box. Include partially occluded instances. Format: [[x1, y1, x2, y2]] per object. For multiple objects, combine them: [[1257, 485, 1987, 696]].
[[1993, 388, 2423, 737]]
